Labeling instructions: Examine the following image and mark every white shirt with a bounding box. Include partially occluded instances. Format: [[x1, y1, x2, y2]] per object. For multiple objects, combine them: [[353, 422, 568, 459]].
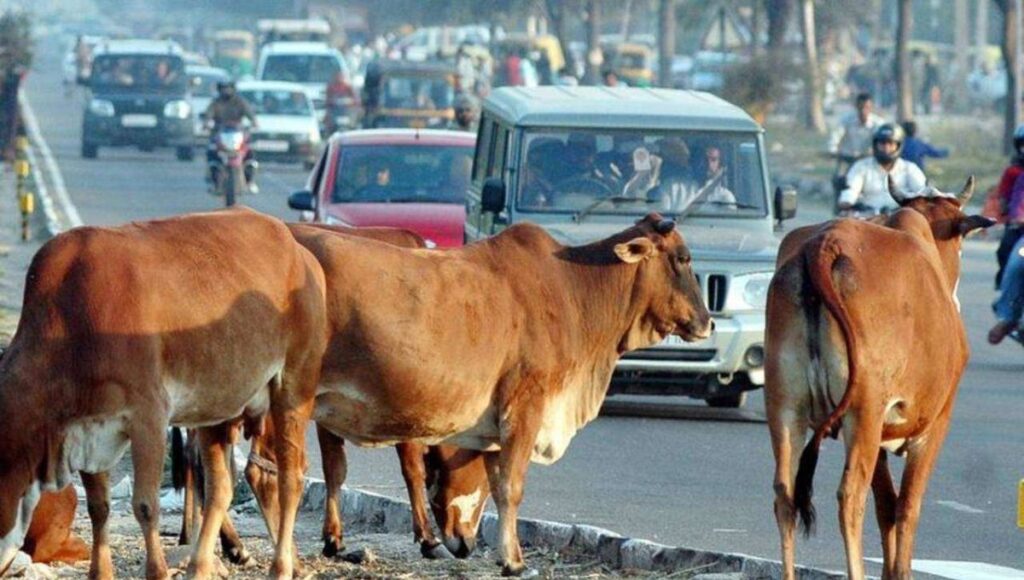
[[839, 157, 927, 211]]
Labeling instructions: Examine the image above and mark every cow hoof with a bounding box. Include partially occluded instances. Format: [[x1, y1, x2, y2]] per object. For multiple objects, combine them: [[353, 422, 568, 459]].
[[420, 541, 451, 560], [501, 563, 537, 578], [224, 546, 251, 566], [322, 537, 345, 558]]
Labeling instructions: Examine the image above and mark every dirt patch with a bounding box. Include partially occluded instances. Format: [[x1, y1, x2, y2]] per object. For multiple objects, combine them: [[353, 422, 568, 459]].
[[43, 502, 667, 579]]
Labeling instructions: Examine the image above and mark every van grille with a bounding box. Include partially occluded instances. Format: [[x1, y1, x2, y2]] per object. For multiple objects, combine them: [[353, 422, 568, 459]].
[[695, 273, 728, 313]]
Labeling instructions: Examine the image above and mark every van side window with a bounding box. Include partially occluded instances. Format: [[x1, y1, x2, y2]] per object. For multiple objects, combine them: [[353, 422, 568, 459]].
[[489, 125, 509, 178], [473, 117, 495, 185]]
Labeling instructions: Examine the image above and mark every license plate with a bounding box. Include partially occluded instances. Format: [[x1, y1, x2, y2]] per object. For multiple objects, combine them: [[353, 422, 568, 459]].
[[253, 139, 289, 152], [121, 114, 157, 128]]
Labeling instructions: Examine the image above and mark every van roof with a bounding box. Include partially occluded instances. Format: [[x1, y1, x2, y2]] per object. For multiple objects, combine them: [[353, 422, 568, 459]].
[[94, 39, 184, 57], [483, 86, 761, 132], [260, 41, 336, 55]]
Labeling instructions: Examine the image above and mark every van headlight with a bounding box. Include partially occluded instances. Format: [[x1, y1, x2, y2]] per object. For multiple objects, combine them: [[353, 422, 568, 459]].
[[88, 99, 115, 117], [723, 271, 773, 311], [163, 100, 191, 119]]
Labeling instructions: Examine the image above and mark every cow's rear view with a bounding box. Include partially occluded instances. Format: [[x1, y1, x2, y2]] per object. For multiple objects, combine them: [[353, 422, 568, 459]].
[[764, 179, 992, 580], [0, 208, 327, 579]]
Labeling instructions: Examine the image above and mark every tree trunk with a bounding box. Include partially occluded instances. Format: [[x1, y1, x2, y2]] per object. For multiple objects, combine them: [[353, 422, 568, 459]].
[[546, 0, 573, 75], [586, 0, 602, 84], [998, 0, 1021, 154], [951, 0, 969, 111], [765, 0, 792, 62], [976, 0, 990, 71], [799, 0, 826, 132], [658, 0, 675, 87], [895, 0, 913, 122], [620, 0, 634, 41], [750, 0, 761, 57]]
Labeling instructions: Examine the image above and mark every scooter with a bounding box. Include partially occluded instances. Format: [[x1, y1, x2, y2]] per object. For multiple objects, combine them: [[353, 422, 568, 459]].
[[323, 95, 358, 136], [209, 126, 256, 207]]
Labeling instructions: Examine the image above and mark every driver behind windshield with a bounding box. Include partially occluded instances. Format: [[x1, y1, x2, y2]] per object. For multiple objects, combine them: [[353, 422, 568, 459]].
[[697, 146, 736, 205]]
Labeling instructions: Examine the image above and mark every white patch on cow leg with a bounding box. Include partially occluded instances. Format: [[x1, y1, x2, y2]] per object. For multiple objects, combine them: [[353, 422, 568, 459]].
[[952, 275, 961, 312], [450, 489, 482, 526], [883, 399, 907, 426], [63, 413, 131, 474], [0, 481, 41, 574]]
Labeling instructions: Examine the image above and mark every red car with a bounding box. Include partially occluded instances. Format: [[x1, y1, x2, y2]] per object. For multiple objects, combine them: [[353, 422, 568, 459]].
[[288, 128, 475, 248]]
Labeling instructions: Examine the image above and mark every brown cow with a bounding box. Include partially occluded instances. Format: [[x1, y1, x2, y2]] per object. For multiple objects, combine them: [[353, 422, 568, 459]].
[[175, 224, 491, 560], [0, 208, 327, 579], [252, 213, 711, 575], [765, 178, 992, 580]]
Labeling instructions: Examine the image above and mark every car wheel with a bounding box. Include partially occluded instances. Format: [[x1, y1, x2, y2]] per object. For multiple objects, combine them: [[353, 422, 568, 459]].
[[705, 393, 746, 409], [176, 146, 195, 162], [81, 142, 98, 159]]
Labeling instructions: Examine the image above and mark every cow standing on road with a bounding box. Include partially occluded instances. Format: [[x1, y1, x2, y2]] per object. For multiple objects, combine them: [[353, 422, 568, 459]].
[[0, 208, 327, 579], [251, 213, 712, 576], [765, 178, 992, 580]]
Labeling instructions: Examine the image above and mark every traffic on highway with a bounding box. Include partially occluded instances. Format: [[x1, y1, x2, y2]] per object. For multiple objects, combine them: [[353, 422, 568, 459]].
[[0, 1, 1022, 579]]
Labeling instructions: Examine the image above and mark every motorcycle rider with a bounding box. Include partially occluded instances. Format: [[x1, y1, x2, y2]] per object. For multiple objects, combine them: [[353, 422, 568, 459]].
[[992, 124, 1024, 286], [325, 71, 357, 135], [828, 92, 885, 209], [204, 80, 259, 193], [837, 123, 926, 216]]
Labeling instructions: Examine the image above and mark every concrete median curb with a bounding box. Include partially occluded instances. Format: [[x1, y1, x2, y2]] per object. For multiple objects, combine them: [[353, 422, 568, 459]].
[[298, 478, 843, 580]]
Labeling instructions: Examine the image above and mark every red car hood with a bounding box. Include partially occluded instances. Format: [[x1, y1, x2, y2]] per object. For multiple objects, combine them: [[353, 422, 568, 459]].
[[326, 203, 465, 247]]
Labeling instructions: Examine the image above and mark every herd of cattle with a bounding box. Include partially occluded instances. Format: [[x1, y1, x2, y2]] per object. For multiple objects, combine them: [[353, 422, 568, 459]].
[[0, 176, 991, 580]]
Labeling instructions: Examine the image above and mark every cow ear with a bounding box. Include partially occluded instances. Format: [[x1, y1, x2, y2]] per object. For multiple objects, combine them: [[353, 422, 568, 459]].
[[958, 214, 996, 236], [614, 237, 657, 263]]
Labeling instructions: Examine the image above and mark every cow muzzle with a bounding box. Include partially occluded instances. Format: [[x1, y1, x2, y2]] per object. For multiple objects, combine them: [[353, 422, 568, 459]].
[[443, 534, 476, 559]]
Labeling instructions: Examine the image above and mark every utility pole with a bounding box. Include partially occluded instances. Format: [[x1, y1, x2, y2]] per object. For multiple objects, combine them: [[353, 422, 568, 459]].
[[895, 0, 913, 121], [586, 0, 602, 84], [658, 0, 675, 88]]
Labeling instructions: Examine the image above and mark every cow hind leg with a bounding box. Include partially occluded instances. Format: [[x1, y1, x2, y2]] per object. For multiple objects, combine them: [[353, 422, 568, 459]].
[[81, 472, 113, 580], [396, 442, 444, 559], [767, 407, 809, 580], [894, 409, 955, 579], [870, 450, 898, 580], [129, 416, 170, 580], [837, 414, 883, 580], [316, 424, 348, 557], [188, 424, 233, 579], [219, 510, 250, 565], [268, 386, 315, 579]]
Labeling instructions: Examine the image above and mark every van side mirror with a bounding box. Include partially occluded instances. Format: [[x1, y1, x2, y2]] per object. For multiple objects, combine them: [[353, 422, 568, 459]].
[[288, 190, 315, 211], [482, 177, 506, 214], [774, 185, 797, 224]]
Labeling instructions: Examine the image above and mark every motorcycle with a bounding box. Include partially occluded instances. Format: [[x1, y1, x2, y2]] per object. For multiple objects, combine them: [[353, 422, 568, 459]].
[[323, 95, 358, 137], [209, 126, 255, 207], [830, 153, 862, 215]]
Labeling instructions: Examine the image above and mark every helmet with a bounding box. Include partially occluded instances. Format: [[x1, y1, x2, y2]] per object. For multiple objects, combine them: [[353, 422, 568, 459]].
[[872, 123, 905, 164], [1013, 123, 1024, 153], [216, 80, 236, 96]]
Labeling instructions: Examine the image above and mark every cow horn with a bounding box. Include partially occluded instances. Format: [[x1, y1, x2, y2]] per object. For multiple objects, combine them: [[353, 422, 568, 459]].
[[957, 175, 976, 205], [654, 219, 676, 235]]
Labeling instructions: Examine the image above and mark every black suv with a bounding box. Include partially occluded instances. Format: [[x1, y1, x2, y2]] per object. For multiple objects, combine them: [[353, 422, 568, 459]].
[[81, 40, 194, 160]]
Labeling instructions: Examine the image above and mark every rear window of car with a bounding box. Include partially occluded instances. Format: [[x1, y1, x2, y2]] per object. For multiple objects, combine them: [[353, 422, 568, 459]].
[[333, 144, 472, 204], [262, 54, 342, 84], [239, 89, 312, 116]]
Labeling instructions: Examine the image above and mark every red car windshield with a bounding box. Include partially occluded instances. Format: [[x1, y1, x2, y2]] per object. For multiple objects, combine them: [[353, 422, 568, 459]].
[[332, 144, 472, 204]]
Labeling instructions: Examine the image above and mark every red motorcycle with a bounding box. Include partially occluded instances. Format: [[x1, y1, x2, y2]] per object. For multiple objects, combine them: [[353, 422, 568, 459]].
[[209, 126, 253, 207]]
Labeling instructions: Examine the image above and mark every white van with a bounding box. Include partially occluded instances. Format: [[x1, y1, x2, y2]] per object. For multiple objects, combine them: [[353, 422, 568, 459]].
[[256, 41, 349, 118]]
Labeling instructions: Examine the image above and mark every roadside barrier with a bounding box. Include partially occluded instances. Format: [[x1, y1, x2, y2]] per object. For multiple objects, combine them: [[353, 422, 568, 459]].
[[12, 132, 34, 240]]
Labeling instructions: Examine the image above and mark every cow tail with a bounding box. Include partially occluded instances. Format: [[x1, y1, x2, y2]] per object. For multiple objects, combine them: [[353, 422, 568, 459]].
[[793, 239, 860, 537], [171, 427, 187, 492]]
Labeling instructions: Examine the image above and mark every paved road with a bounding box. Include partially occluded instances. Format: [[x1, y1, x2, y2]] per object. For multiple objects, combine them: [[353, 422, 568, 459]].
[[22, 38, 1024, 577]]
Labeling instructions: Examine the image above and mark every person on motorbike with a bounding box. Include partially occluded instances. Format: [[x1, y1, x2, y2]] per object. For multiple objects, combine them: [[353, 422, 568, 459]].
[[992, 124, 1024, 287], [837, 123, 926, 216], [325, 71, 357, 135], [828, 92, 885, 208], [204, 80, 259, 193]]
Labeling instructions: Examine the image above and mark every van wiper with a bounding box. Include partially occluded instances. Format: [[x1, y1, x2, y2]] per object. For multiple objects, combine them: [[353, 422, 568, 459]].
[[573, 196, 659, 223], [689, 200, 763, 211]]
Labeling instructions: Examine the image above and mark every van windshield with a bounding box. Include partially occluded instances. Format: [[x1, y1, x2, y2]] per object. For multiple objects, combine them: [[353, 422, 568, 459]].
[[516, 128, 767, 218], [91, 55, 187, 93], [262, 54, 341, 84]]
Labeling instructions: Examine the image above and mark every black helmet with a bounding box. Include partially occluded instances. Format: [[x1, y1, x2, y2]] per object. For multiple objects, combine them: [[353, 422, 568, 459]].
[[872, 123, 905, 164], [216, 80, 236, 96], [1013, 124, 1024, 154]]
